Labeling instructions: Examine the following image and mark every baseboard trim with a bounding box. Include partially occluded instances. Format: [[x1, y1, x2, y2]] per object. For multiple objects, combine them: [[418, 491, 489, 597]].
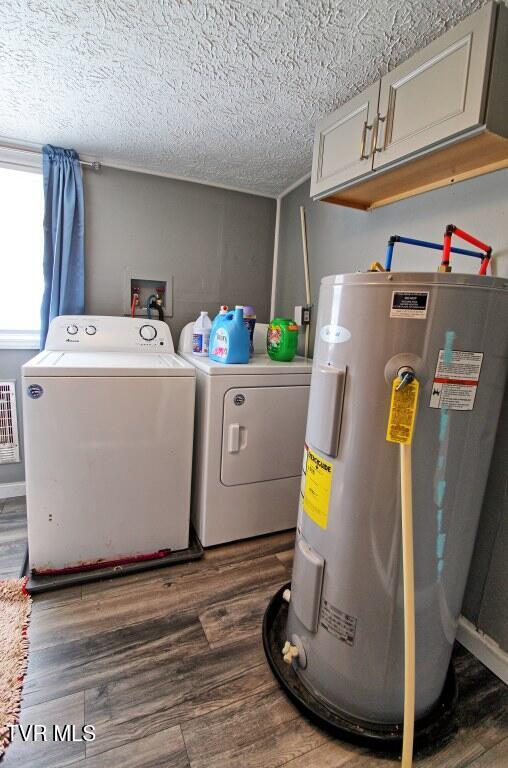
[[0, 481, 26, 500], [457, 616, 508, 684]]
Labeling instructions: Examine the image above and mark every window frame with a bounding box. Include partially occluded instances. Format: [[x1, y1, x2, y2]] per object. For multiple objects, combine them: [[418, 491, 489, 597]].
[[0, 155, 43, 350], [0, 329, 40, 350]]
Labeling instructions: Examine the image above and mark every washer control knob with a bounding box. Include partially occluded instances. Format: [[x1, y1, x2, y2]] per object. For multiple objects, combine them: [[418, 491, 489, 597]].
[[85, 325, 97, 335], [67, 324, 78, 335], [139, 324, 157, 341]]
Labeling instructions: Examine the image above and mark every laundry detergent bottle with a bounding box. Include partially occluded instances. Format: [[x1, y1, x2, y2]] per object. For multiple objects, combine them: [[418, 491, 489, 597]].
[[192, 311, 212, 355], [210, 305, 229, 345], [267, 317, 299, 361], [243, 306, 256, 356], [209, 305, 250, 364]]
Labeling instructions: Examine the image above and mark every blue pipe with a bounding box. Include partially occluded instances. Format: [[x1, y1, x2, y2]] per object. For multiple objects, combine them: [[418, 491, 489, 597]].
[[146, 293, 157, 319], [385, 241, 395, 272], [385, 235, 484, 271], [396, 236, 483, 257]]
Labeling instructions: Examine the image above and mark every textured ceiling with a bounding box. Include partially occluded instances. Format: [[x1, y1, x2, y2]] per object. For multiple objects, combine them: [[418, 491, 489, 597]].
[[0, 0, 486, 196]]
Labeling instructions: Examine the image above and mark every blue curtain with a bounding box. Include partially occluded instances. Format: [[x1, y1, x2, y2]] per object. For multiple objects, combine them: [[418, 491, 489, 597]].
[[40, 145, 85, 348]]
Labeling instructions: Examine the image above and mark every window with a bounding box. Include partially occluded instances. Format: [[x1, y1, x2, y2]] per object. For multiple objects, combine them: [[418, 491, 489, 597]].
[[0, 166, 44, 348]]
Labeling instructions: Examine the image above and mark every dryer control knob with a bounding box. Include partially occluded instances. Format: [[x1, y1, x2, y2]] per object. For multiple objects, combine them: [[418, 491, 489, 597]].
[[85, 325, 97, 335], [67, 324, 78, 335], [139, 324, 157, 341]]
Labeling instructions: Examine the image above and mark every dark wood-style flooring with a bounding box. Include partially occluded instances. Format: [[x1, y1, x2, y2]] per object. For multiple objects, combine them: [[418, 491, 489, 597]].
[[0, 497, 506, 767]]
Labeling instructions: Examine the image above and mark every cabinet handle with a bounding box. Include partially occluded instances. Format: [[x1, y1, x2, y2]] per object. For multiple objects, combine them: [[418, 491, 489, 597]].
[[360, 120, 372, 160], [371, 113, 386, 154]]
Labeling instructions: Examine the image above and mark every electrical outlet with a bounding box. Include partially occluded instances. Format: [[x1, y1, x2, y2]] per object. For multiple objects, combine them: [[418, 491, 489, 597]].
[[295, 305, 312, 326]]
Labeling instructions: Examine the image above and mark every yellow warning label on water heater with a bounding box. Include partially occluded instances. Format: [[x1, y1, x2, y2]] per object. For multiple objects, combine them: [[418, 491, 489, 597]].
[[386, 378, 420, 445], [303, 447, 333, 529]]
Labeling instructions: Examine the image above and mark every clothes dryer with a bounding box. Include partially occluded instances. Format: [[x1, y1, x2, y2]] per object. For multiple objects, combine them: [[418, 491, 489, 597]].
[[179, 323, 312, 545]]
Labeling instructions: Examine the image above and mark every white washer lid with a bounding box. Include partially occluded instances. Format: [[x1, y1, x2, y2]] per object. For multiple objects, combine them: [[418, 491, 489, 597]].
[[22, 351, 195, 377], [179, 351, 313, 375]]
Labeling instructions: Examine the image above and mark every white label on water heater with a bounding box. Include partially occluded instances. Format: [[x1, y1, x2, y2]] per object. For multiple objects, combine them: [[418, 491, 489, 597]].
[[390, 291, 429, 319], [320, 600, 358, 646], [320, 324, 351, 343], [429, 350, 483, 411]]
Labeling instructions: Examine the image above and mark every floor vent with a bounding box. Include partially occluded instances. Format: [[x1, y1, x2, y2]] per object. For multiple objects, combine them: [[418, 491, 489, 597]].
[[0, 382, 20, 464]]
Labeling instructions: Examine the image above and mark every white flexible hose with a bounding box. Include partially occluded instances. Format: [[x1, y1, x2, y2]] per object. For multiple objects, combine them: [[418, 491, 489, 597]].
[[400, 442, 415, 768]]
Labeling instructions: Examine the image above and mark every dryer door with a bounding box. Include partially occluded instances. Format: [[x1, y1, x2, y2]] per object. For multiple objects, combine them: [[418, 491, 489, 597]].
[[221, 385, 309, 486]]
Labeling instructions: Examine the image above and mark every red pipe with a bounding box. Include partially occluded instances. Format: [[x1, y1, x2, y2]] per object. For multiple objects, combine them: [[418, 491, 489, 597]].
[[442, 231, 452, 267], [479, 257, 490, 276], [130, 293, 138, 317], [453, 227, 490, 253], [442, 225, 492, 275]]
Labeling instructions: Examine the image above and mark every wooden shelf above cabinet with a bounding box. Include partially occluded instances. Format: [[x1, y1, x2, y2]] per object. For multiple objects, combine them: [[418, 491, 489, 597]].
[[323, 130, 508, 211]]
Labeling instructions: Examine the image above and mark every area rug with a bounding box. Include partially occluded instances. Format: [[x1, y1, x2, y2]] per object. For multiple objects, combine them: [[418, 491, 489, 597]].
[[0, 578, 31, 759]]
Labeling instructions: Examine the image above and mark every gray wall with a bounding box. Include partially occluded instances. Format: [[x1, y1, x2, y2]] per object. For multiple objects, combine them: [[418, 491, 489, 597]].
[[0, 350, 36, 484], [275, 168, 508, 649], [85, 167, 276, 340], [0, 166, 276, 488], [463, 386, 508, 646]]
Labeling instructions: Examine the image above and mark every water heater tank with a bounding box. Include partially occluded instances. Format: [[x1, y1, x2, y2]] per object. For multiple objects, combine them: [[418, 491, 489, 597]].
[[286, 271, 507, 725]]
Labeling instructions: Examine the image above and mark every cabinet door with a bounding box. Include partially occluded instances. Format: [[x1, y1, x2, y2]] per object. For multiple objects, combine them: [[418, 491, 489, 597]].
[[373, 2, 496, 170], [310, 82, 380, 197]]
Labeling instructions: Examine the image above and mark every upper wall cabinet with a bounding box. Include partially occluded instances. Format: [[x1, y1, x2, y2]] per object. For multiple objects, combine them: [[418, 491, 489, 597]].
[[311, 1, 508, 210]]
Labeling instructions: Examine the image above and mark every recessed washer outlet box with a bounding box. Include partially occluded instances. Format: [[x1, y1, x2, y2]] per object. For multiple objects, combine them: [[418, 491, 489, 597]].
[[124, 270, 174, 317]]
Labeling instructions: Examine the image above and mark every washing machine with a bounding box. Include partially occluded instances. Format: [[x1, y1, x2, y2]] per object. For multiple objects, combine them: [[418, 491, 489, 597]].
[[22, 315, 195, 573], [178, 323, 312, 546]]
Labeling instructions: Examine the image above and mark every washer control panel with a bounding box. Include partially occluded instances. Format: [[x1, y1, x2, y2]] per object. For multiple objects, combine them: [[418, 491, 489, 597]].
[[46, 316, 174, 352]]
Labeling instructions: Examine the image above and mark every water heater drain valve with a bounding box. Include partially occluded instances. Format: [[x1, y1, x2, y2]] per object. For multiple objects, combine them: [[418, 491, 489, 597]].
[[282, 640, 297, 663], [282, 641, 299, 664], [282, 635, 307, 668]]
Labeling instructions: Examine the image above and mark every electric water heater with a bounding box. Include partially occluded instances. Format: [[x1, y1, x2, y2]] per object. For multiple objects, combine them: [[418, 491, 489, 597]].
[[284, 271, 507, 726]]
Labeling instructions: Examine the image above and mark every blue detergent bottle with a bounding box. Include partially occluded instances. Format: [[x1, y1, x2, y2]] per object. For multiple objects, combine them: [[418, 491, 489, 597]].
[[210, 304, 229, 346], [209, 305, 250, 364]]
